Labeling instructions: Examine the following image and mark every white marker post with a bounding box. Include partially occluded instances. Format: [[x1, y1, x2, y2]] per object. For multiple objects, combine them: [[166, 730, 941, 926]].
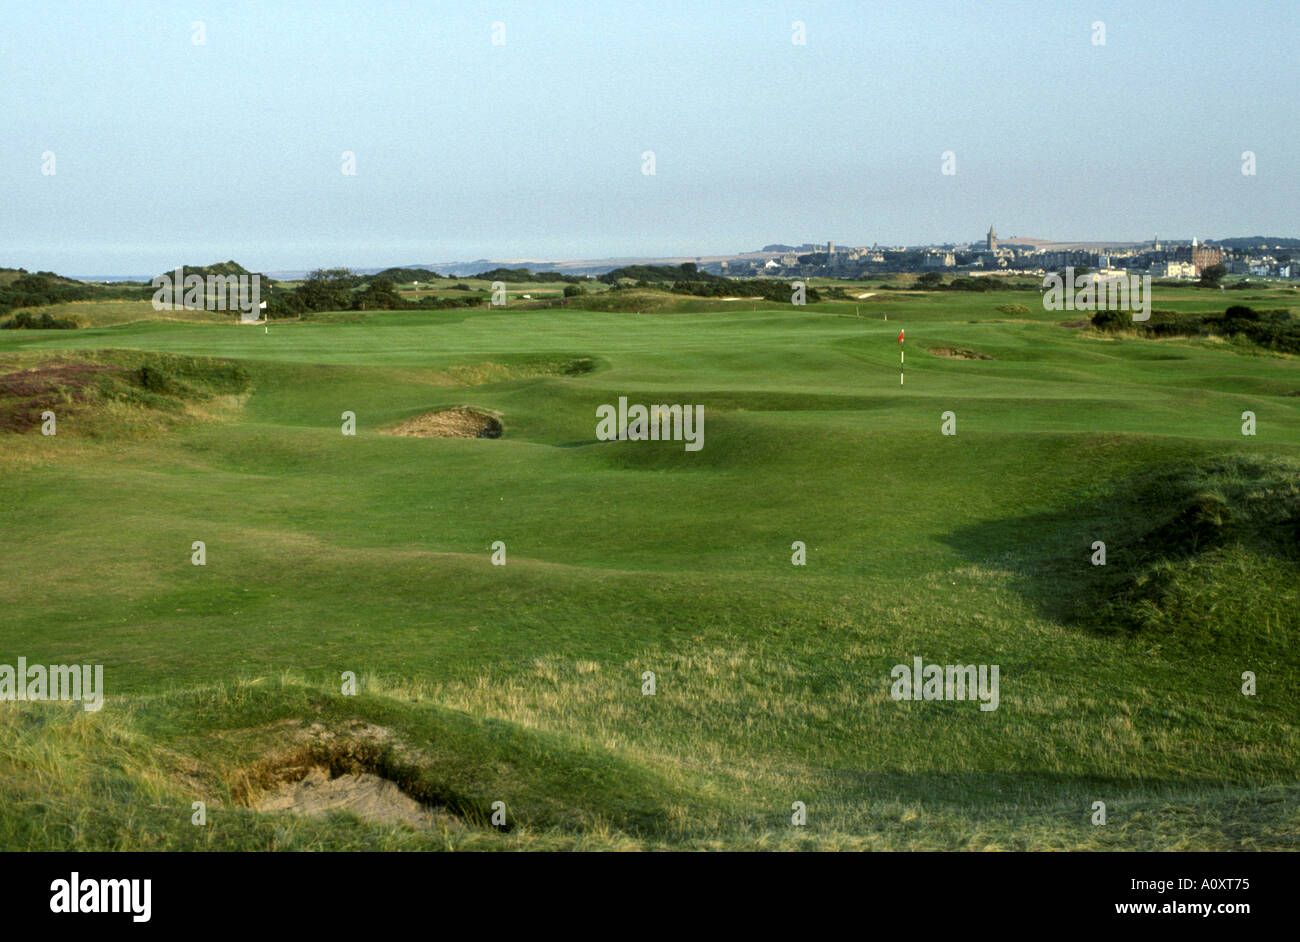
[[898, 327, 905, 385]]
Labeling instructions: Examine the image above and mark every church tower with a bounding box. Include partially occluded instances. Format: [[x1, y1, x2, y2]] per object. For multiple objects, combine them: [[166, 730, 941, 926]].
[[986, 226, 998, 252]]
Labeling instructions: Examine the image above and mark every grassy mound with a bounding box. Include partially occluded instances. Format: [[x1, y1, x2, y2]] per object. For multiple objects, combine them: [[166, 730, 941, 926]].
[[0, 350, 250, 438], [561, 288, 690, 314], [1084, 456, 1300, 653]]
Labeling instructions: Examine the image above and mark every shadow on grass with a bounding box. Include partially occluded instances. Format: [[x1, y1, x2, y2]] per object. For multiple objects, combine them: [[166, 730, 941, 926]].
[[938, 453, 1300, 652]]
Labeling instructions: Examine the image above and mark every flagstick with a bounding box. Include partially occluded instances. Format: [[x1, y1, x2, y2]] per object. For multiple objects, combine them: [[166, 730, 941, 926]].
[[900, 336, 904, 385]]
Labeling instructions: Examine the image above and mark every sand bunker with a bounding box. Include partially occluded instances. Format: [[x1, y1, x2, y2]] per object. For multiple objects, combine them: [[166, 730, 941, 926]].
[[255, 767, 437, 829], [240, 721, 460, 831], [929, 347, 994, 360], [384, 407, 502, 439]]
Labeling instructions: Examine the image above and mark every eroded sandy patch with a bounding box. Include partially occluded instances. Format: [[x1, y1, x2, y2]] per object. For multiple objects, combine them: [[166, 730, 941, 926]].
[[929, 347, 994, 360], [236, 720, 461, 831], [255, 767, 437, 828]]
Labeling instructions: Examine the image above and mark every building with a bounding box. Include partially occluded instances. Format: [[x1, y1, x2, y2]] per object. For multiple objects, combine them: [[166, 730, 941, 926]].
[[986, 226, 998, 252], [1191, 241, 1224, 275], [1153, 260, 1196, 279]]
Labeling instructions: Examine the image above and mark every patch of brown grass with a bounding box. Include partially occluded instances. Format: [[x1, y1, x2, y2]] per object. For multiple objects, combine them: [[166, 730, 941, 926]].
[[0, 361, 124, 432]]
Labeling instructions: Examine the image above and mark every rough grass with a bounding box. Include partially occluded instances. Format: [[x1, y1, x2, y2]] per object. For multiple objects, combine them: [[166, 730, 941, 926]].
[[1, 676, 1294, 851], [0, 349, 250, 441]]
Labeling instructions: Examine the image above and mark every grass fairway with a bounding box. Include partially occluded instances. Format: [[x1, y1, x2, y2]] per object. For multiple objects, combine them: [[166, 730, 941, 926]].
[[2, 288, 1299, 850]]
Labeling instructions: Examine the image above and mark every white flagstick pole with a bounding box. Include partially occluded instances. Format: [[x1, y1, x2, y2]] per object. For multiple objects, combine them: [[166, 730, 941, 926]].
[[900, 331, 904, 385]]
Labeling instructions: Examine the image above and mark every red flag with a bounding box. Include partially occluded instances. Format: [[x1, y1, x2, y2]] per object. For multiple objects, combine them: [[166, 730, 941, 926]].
[[898, 329, 905, 343]]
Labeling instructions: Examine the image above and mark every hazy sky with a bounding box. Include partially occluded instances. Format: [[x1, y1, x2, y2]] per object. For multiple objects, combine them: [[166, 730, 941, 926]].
[[2, 0, 1296, 274]]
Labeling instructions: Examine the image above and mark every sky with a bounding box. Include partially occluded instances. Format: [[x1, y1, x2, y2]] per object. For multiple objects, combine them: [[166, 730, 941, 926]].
[[1, 0, 1297, 275]]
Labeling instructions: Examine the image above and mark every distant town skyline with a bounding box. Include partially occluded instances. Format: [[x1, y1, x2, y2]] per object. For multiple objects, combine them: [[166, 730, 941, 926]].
[[46, 229, 1297, 283]]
